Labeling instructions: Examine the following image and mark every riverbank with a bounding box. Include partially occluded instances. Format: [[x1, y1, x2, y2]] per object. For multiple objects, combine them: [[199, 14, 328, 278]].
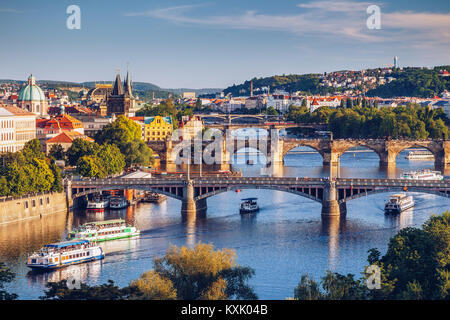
[[0, 192, 67, 225]]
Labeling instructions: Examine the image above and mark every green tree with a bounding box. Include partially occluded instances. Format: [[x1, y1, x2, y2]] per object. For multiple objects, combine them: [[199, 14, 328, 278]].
[[96, 144, 125, 176], [0, 262, 17, 300], [76, 156, 105, 178], [48, 144, 65, 161], [66, 139, 99, 166]]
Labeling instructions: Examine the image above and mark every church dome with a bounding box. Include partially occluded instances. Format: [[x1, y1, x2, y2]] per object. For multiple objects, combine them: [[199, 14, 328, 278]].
[[18, 74, 46, 102]]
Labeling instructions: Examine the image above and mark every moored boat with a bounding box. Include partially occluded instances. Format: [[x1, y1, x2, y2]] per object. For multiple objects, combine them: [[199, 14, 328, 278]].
[[240, 198, 259, 214], [86, 195, 110, 211], [142, 192, 167, 203], [109, 196, 128, 209], [402, 169, 443, 180], [68, 219, 140, 242], [384, 194, 414, 214], [27, 240, 104, 270]]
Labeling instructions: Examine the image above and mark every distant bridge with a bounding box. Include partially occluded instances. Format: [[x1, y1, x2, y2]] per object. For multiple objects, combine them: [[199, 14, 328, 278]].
[[66, 177, 450, 219]]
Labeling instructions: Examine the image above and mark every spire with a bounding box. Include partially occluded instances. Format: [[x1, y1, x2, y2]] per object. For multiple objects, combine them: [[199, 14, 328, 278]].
[[124, 70, 133, 96], [112, 73, 123, 95]]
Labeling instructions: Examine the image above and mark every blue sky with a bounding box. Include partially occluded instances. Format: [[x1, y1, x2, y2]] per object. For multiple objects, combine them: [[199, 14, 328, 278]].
[[0, 0, 449, 88]]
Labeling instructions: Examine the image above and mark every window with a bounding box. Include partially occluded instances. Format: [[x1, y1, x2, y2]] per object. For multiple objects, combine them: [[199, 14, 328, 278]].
[[32, 200, 36, 207], [47, 197, 50, 204], [40, 199, 43, 206], [24, 201, 29, 209]]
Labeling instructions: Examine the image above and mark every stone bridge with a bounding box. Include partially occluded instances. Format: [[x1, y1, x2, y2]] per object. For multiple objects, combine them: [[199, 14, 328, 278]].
[[148, 135, 450, 170], [66, 177, 450, 220]]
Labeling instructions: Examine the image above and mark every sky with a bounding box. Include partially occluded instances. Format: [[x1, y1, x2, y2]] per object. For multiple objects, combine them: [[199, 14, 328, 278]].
[[0, 0, 449, 89]]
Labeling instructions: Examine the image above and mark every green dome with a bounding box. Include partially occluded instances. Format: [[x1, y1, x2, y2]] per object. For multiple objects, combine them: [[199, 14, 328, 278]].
[[18, 75, 46, 102]]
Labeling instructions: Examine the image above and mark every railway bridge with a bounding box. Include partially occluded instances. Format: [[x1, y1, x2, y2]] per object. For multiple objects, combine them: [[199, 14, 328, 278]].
[[66, 177, 450, 219]]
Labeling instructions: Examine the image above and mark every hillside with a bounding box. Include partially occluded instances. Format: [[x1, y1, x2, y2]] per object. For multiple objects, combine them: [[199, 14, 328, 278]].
[[224, 66, 450, 98], [366, 66, 450, 98]]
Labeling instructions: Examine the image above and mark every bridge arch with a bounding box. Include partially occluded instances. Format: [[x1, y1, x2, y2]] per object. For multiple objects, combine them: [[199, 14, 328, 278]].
[[338, 187, 450, 203], [194, 185, 323, 203], [282, 140, 325, 162], [72, 186, 183, 201]]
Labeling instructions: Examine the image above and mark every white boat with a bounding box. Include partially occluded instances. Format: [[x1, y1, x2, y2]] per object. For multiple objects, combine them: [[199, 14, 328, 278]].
[[27, 240, 104, 270], [86, 195, 110, 211], [402, 169, 443, 180], [68, 219, 140, 242], [384, 194, 414, 214], [109, 196, 128, 209], [240, 198, 259, 214], [405, 150, 434, 160]]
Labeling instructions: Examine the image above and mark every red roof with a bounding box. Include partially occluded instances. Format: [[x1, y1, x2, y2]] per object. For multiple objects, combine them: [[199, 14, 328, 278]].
[[46, 131, 94, 144]]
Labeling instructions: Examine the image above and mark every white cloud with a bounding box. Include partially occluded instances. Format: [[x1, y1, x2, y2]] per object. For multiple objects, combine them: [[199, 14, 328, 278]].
[[125, 1, 450, 46], [0, 8, 21, 13]]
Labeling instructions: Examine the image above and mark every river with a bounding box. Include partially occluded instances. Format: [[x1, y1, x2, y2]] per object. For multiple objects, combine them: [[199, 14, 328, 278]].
[[1, 146, 449, 299]]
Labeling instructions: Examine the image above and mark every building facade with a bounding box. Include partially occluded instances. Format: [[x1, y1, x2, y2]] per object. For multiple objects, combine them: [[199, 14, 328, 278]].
[[144, 116, 173, 141], [0, 108, 15, 153], [17, 75, 48, 116], [106, 71, 136, 117], [3, 106, 36, 151]]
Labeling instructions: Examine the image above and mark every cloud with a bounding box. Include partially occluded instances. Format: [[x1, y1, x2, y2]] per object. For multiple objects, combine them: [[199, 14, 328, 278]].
[[125, 1, 450, 45], [0, 8, 21, 13]]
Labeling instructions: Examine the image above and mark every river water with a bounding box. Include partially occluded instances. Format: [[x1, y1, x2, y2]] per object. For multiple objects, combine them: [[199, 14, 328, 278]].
[[1, 147, 449, 299]]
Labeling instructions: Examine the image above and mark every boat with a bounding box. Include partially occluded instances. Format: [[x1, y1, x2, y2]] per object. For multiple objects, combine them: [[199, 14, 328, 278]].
[[405, 150, 434, 160], [402, 169, 443, 180], [68, 219, 140, 242], [142, 192, 167, 203], [86, 195, 110, 211], [384, 194, 414, 214], [26, 240, 104, 270], [109, 196, 128, 209], [240, 198, 259, 214]]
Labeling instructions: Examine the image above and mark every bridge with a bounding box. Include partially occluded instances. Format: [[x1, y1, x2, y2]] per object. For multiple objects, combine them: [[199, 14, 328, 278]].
[[195, 113, 325, 130], [148, 136, 450, 171], [66, 176, 450, 220]]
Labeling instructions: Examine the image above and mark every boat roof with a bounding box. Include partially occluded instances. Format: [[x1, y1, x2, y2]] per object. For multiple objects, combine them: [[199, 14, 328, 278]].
[[84, 219, 125, 226], [241, 198, 258, 201], [390, 193, 407, 198], [44, 240, 90, 248]]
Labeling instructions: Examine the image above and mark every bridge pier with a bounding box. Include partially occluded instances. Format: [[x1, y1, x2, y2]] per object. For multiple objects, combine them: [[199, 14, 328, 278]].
[[321, 180, 345, 217], [322, 152, 340, 167], [181, 180, 208, 217]]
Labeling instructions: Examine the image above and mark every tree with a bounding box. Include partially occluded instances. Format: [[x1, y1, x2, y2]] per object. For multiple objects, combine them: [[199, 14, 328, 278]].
[[66, 139, 99, 166], [95, 116, 154, 167], [76, 156, 105, 178], [96, 144, 125, 176], [131, 270, 177, 300], [40, 279, 139, 300], [0, 262, 17, 300], [22, 139, 45, 161], [48, 144, 65, 161], [150, 243, 257, 300]]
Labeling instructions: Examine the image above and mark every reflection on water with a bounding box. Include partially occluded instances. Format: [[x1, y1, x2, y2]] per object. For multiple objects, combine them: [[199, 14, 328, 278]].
[[1, 149, 449, 299]]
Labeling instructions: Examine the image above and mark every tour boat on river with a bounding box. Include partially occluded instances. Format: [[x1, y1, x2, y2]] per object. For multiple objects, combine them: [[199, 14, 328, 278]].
[[27, 240, 104, 270], [240, 198, 259, 214], [384, 194, 415, 214], [405, 150, 434, 160], [68, 219, 140, 242], [402, 169, 443, 180]]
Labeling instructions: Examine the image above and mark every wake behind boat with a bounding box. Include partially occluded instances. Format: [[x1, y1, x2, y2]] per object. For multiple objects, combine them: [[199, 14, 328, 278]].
[[240, 198, 259, 214], [68, 219, 140, 242], [27, 240, 104, 270]]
